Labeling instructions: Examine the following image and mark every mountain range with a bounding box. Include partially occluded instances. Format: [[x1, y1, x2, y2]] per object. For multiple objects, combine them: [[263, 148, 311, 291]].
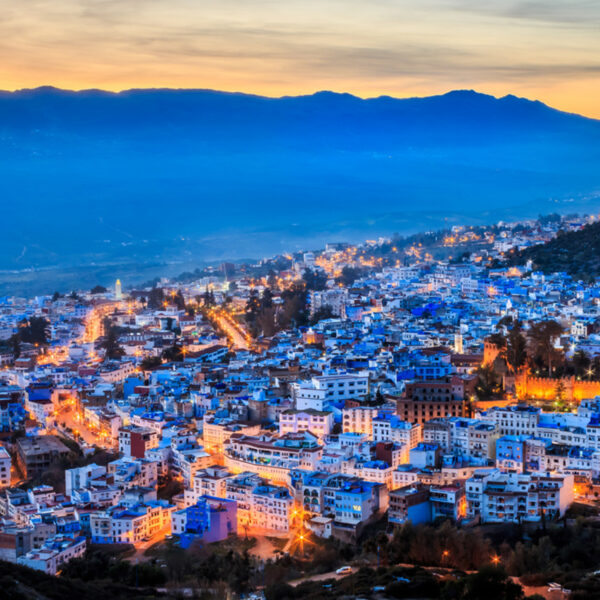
[[1, 86, 599, 292]]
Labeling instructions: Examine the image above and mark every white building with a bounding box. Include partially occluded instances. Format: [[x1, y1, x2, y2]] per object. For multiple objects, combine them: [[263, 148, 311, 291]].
[[293, 374, 369, 411], [481, 405, 540, 437], [466, 469, 574, 523], [17, 535, 86, 575], [186, 465, 232, 505], [225, 472, 293, 533], [90, 501, 174, 544], [310, 289, 348, 317], [343, 406, 379, 436], [0, 446, 11, 487], [224, 432, 322, 485], [279, 409, 333, 440], [372, 416, 422, 448]]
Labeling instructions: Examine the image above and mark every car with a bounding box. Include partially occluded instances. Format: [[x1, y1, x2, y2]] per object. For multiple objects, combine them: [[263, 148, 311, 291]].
[[336, 566, 353, 575]]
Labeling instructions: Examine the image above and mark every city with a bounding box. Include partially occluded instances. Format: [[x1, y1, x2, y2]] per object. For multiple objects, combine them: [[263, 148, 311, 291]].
[[3, 1, 600, 598], [1, 214, 600, 598]]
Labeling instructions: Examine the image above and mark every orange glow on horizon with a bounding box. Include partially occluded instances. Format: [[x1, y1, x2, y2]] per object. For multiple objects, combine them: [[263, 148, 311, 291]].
[[1, 1, 599, 118]]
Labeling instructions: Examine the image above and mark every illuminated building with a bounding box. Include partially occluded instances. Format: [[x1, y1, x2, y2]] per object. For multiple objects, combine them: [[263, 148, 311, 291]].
[[372, 415, 422, 448], [106, 456, 158, 490], [0, 446, 11, 487], [90, 500, 174, 544], [342, 406, 379, 435], [293, 374, 369, 411], [188, 466, 231, 502], [171, 496, 237, 542], [224, 432, 322, 485], [225, 472, 293, 533], [17, 534, 86, 575], [202, 415, 261, 454], [279, 408, 333, 440], [15, 436, 70, 479], [465, 469, 574, 523], [482, 405, 540, 436], [118, 425, 159, 459]]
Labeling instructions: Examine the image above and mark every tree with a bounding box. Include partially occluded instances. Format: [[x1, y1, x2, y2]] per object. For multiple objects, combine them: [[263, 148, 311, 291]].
[[279, 284, 309, 329], [99, 321, 124, 360], [571, 350, 591, 377], [475, 365, 502, 400], [173, 290, 186, 311], [309, 305, 335, 325], [17, 316, 49, 345], [337, 266, 363, 287], [505, 321, 528, 373], [162, 343, 183, 362], [245, 289, 262, 334], [372, 388, 386, 405], [147, 287, 165, 310], [202, 288, 215, 307], [140, 356, 162, 371], [454, 566, 524, 600], [302, 268, 327, 291], [257, 306, 277, 337], [90, 285, 107, 294], [261, 287, 274, 310], [51, 291, 61, 302], [9, 334, 21, 359], [527, 320, 564, 376], [554, 380, 566, 410], [266, 270, 278, 289]]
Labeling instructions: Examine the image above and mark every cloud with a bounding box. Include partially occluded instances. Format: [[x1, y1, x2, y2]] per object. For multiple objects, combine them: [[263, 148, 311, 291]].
[[447, 0, 600, 27], [0, 0, 599, 117]]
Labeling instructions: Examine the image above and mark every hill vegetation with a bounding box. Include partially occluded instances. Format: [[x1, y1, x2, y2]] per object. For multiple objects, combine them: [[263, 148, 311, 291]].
[[505, 221, 600, 280]]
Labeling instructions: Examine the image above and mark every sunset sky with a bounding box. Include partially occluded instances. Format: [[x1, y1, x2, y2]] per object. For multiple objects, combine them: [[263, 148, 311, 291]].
[[3, 0, 600, 117]]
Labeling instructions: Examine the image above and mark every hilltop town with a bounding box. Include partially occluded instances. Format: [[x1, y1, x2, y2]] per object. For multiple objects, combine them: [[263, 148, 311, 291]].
[[3, 213, 600, 598]]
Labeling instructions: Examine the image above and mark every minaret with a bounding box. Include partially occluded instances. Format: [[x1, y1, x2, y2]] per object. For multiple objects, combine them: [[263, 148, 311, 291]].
[[454, 332, 463, 354], [115, 278, 122, 301]]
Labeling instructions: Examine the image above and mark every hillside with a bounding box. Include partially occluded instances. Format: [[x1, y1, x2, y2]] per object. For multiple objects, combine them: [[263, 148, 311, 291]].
[[505, 221, 600, 279], [0, 558, 163, 600], [1, 87, 599, 288]]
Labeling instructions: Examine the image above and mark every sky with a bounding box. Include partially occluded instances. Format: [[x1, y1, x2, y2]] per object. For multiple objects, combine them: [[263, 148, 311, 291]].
[[2, 0, 600, 118]]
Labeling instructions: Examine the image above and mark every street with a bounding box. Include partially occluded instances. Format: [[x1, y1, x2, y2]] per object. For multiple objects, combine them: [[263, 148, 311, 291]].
[[206, 307, 252, 350]]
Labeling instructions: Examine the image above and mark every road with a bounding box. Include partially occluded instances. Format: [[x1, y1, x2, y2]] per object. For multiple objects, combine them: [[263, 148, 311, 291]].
[[289, 569, 351, 587], [129, 523, 173, 562], [206, 308, 252, 350], [289, 565, 563, 598], [53, 405, 115, 450]]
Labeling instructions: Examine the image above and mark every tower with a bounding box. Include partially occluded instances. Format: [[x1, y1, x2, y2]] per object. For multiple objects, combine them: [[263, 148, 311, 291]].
[[115, 278, 122, 301], [454, 332, 463, 354]]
